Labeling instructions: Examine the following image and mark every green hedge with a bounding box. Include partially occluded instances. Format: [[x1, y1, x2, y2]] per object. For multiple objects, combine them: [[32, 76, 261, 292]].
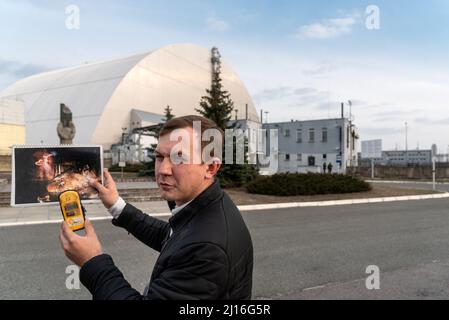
[[246, 173, 371, 196]]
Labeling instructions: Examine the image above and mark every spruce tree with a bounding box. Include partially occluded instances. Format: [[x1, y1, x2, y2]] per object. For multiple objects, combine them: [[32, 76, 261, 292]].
[[196, 53, 258, 188], [140, 105, 175, 177], [196, 67, 234, 129]]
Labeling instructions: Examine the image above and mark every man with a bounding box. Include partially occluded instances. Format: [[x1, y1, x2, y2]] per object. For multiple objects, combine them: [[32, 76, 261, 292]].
[[59, 115, 253, 300]]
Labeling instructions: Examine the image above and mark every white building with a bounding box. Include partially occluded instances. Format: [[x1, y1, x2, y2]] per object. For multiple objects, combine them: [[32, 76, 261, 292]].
[[262, 118, 359, 174], [0, 44, 260, 164]]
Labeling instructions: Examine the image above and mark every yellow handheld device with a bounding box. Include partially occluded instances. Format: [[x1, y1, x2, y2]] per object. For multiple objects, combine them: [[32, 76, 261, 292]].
[[59, 190, 86, 231]]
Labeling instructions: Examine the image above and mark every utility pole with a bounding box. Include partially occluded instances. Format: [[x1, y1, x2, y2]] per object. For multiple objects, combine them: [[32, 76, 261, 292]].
[[348, 100, 353, 167], [432, 157, 436, 191], [405, 122, 408, 152]]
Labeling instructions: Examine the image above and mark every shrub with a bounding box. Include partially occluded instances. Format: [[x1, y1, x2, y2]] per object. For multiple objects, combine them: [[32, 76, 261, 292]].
[[246, 173, 371, 196]]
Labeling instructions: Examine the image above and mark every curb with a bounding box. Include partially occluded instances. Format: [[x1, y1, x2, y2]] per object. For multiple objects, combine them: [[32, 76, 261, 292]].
[[236, 192, 449, 212], [1, 193, 448, 228], [0, 213, 171, 228], [366, 180, 449, 185]]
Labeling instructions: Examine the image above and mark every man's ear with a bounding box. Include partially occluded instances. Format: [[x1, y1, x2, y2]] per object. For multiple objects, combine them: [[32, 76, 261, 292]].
[[205, 157, 221, 179]]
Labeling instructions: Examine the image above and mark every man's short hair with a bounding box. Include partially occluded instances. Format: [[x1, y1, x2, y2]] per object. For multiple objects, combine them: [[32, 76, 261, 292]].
[[159, 115, 224, 155]]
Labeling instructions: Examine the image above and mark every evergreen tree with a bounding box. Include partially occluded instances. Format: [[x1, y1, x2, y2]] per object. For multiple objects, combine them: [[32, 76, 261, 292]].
[[139, 105, 175, 177], [196, 53, 258, 188], [196, 67, 234, 129]]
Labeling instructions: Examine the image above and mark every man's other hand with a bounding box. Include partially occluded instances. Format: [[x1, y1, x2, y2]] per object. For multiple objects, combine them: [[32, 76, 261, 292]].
[[59, 219, 103, 267], [89, 169, 119, 209]]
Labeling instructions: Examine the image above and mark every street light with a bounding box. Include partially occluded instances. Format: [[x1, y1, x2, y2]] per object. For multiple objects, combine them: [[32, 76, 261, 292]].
[[405, 122, 408, 165], [347, 100, 353, 167]]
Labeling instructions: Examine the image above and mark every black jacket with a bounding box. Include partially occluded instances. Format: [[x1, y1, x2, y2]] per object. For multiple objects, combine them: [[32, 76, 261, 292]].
[[79, 179, 254, 300]]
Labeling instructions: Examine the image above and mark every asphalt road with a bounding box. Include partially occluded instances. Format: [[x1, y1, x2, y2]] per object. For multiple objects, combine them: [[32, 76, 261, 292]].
[[1, 198, 449, 300], [368, 180, 449, 193]]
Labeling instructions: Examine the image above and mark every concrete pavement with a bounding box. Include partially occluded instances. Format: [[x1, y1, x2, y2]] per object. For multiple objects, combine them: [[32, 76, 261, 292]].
[[0, 200, 171, 226], [1, 193, 448, 227], [0, 181, 158, 192], [2, 197, 449, 299]]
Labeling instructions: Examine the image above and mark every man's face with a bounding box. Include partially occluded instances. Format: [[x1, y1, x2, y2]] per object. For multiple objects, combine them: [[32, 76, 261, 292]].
[[155, 127, 211, 205]]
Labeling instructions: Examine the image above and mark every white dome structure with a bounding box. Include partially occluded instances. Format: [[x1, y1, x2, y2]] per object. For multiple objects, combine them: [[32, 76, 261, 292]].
[[0, 43, 259, 150]]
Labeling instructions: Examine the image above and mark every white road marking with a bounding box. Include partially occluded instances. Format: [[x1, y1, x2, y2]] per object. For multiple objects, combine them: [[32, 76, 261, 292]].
[[1, 193, 448, 227]]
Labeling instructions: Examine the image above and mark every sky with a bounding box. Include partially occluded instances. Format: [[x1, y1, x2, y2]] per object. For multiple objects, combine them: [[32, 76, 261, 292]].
[[1, 0, 449, 152]]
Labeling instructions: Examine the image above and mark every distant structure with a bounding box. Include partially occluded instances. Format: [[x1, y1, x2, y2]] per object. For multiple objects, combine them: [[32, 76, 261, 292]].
[[57, 103, 76, 145], [0, 44, 260, 165], [431, 144, 438, 158], [0, 99, 25, 171], [262, 117, 359, 175], [360, 149, 433, 166]]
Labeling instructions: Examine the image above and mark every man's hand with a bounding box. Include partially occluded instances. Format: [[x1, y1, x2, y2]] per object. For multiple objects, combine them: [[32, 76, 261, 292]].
[[59, 219, 103, 267], [89, 169, 119, 209]]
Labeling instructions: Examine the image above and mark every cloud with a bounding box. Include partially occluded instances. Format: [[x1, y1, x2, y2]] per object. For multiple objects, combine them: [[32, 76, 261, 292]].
[[253, 86, 319, 102], [370, 108, 427, 122], [0, 59, 53, 78], [254, 86, 302, 100], [254, 85, 337, 114], [293, 87, 317, 95], [297, 17, 356, 39], [302, 61, 339, 76], [206, 16, 230, 32], [414, 117, 449, 125], [360, 126, 404, 136]]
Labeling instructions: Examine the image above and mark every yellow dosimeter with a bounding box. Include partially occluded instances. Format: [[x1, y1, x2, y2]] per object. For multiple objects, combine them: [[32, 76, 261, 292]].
[[59, 190, 86, 231]]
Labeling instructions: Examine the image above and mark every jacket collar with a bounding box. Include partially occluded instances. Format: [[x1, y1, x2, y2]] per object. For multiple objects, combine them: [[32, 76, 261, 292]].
[[167, 178, 223, 234]]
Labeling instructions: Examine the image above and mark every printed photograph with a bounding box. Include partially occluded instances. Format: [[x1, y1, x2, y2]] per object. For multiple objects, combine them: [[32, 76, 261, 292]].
[[12, 146, 103, 206], [1, 0, 449, 306]]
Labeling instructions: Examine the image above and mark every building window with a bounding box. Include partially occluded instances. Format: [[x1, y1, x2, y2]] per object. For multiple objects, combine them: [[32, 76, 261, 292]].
[[284, 129, 290, 137], [309, 128, 315, 143], [308, 156, 316, 166], [285, 153, 290, 161], [321, 127, 328, 142], [323, 154, 327, 159], [296, 129, 302, 143], [297, 153, 302, 162]]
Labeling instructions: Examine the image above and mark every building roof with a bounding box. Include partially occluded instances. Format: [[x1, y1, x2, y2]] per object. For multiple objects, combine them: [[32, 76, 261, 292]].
[[0, 44, 259, 148]]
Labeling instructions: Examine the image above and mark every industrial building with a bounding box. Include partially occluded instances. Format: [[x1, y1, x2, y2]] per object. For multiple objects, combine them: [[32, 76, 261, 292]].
[[0, 42, 364, 175], [0, 44, 260, 165]]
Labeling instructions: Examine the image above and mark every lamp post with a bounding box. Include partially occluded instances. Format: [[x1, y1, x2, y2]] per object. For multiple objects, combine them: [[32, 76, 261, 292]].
[[405, 122, 408, 164], [348, 100, 353, 167]]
